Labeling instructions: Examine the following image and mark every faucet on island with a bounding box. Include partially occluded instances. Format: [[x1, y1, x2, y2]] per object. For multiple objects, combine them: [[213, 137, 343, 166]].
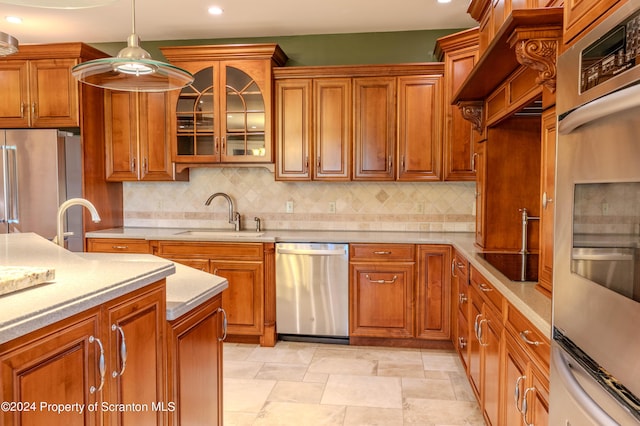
[[55, 198, 102, 247], [205, 192, 241, 231]]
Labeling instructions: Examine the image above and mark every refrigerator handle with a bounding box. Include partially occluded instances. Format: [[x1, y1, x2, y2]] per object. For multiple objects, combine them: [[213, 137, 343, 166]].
[[5, 146, 19, 224], [0, 146, 7, 224]]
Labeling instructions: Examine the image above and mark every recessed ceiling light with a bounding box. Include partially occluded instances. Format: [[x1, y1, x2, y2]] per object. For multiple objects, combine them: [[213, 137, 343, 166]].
[[437, 0, 451, 3], [6, 16, 23, 24], [208, 6, 223, 15]]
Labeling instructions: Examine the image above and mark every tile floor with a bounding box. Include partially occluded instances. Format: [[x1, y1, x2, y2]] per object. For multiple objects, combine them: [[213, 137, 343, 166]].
[[223, 340, 486, 425]]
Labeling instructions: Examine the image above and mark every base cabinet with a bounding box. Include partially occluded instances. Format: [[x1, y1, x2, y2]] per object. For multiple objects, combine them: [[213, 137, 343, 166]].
[[349, 244, 415, 338], [415, 245, 451, 340], [0, 281, 166, 426], [153, 241, 267, 345], [167, 293, 225, 426]]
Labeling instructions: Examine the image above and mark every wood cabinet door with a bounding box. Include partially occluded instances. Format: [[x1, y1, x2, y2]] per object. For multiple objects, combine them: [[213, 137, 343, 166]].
[[481, 305, 502, 426], [564, 0, 622, 45], [415, 245, 451, 339], [314, 78, 352, 180], [353, 77, 396, 180], [524, 365, 549, 426], [474, 141, 487, 247], [349, 262, 414, 338], [468, 288, 482, 400], [220, 59, 272, 163], [537, 107, 556, 296], [211, 260, 264, 336], [104, 285, 166, 426], [29, 58, 79, 128], [0, 60, 29, 127], [0, 312, 101, 426], [503, 334, 529, 426], [397, 75, 442, 181], [167, 294, 223, 426], [275, 79, 312, 180], [104, 91, 138, 181], [138, 92, 174, 181], [443, 46, 478, 181]]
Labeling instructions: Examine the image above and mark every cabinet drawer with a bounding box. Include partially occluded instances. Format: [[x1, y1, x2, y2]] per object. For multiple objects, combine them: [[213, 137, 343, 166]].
[[155, 241, 264, 261], [350, 244, 414, 262], [506, 303, 550, 370], [87, 238, 150, 253], [469, 266, 503, 314]]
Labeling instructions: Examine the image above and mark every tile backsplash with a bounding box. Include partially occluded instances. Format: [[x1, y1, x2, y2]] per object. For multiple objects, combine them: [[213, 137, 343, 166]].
[[124, 168, 476, 232]]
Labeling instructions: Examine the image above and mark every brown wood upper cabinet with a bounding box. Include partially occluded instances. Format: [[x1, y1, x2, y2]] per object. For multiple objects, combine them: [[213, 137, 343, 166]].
[[274, 64, 444, 182], [0, 43, 107, 128], [563, 0, 624, 46], [434, 28, 480, 181], [104, 91, 182, 181], [161, 44, 287, 170]]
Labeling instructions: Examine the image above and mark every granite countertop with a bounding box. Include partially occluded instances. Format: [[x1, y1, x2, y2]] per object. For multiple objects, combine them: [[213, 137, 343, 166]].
[[78, 252, 228, 321], [87, 227, 553, 338], [0, 233, 175, 345]]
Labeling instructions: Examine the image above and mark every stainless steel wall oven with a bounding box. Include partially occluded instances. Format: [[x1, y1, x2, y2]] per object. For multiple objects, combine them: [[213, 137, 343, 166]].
[[552, 2, 640, 424]]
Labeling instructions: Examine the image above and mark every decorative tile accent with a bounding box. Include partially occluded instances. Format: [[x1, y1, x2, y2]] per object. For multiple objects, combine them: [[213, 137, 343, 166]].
[[124, 168, 476, 231]]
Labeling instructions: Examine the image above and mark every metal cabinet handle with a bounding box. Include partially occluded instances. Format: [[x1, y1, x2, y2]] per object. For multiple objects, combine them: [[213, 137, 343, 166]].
[[221, 136, 226, 153], [218, 307, 228, 341], [542, 191, 553, 209], [388, 155, 392, 170], [365, 274, 397, 284], [522, 387, 535, 426], [373, 251, 392, 255], [459, 293, 468, 304], [304, 156, 309, 172], [458, 336, 467, 349], [31, 102, 37, 118], [514, 375, 526, 412], [111, 324, 127, 377], [20, 102, 25, 118], [317, 156, 321, 168], [214, 136, 219, 154], [111, 245, 129, 250], [474, 314, 482, 341], [89, 336, 105, 394], [478, 283, 493, 292], [519, 330, 541, 346], [131, 157, 136, 173], [143, 157, 148, 174], [478, 319, 489, 346], [451, 259, 457, 277], [472, 152, 478, 172]]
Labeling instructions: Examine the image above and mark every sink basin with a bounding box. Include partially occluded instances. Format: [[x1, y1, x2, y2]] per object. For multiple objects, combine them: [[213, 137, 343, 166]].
[[176, 230, 265, 238]]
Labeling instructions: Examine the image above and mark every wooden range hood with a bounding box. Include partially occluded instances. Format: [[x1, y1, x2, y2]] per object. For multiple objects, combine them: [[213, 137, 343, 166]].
[[453, 7, 563, 131]]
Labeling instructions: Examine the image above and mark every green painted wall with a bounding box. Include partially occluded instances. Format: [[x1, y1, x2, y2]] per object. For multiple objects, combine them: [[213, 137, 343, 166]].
[[91, 29, 469, 67]]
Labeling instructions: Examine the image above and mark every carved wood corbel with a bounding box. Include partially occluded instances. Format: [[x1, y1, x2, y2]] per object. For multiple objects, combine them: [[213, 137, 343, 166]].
[[513, 38, 558, 93], [457, 101, 484, 134]]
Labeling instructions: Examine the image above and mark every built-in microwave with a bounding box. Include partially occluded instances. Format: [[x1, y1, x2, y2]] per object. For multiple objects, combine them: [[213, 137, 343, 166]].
[[551, 1, 640, 424]]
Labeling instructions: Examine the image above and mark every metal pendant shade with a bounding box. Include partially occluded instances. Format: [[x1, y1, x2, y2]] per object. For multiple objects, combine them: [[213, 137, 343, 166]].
[[0, 0, 117, 8], [71, 0, 193, 92], [0, 31, 19, 56]]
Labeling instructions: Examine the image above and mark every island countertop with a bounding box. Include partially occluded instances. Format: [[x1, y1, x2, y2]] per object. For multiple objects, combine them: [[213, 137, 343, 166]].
[[0, 233, 176, 345]]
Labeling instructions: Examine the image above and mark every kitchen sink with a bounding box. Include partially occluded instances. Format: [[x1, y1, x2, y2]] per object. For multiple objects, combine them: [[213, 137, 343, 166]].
[[175, 230, 265, 238]]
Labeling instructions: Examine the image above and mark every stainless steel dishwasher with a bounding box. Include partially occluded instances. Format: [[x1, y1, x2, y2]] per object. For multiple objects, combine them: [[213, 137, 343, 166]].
[[276, 242, 349, 343]]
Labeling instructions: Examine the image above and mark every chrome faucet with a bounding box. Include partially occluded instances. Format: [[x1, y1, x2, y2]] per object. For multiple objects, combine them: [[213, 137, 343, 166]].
[[519, 207, 539, 254], [55, 198, 101, 247], [205, 192, 241, 231]]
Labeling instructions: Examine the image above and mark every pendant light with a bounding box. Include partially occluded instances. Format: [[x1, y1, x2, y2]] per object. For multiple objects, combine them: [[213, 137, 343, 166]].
[[0, 0, 116, 8], [0, 31, 18, 56], [71, 0, 193, 92]]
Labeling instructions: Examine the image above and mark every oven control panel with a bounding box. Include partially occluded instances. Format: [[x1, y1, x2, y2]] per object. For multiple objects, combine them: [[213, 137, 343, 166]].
[[581, 8, 640, 93]]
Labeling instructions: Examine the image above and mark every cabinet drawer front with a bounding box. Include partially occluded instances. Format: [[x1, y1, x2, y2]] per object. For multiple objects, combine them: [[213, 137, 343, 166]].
[[156, 242, 264, 260], [350, 244, 414, 261], [87, 238, 150, 254], [453, 252, 469, 284], [506, 304, 550, 370], [469, 266, 503, 314]]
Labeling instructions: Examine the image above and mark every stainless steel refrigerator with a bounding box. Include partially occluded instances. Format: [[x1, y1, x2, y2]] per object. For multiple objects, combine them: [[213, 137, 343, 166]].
[[0, 129, 84, 251]]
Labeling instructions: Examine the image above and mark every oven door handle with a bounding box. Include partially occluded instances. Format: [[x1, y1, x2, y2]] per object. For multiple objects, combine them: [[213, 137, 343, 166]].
[[551, 345, 618, 426], [558, 83, 640, 134]]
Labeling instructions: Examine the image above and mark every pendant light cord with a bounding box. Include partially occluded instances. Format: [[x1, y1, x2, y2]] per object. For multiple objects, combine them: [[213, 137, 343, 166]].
[[130, 0, 136, 36]]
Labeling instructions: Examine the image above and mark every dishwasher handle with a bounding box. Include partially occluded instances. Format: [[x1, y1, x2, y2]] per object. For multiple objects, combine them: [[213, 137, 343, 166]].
[[277, 247, 347, 256]]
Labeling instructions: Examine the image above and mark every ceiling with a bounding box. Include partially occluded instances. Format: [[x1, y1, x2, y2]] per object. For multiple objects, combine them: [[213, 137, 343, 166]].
[[2, 0, 477, 45]]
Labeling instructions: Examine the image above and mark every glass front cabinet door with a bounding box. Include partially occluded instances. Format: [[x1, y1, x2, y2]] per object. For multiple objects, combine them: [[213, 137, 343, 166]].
[[162, 45, 287, 166]]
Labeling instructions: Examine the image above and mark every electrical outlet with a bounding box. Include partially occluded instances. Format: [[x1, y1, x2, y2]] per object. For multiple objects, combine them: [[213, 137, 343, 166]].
[[286, 201, 294, 213], [328, 201, 336, 213]]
